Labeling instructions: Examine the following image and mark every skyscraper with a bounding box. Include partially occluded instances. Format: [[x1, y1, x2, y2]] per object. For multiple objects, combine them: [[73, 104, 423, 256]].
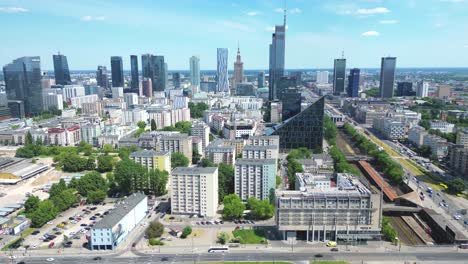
[[379, 57, 397, 98], [3, 56, 43, 115], [257, 71, 265, 87], [396, 82, 414, 96], [233, 45, 244, 90], [130, 55, 139, 92], [53, 53, 71, 85], [270, 97, 324, 151], [142, 78, 152, 98], [333, 58, 346, 95], [268, 10, 287, 101], [189, 56, 200, 87], [96, 65, 109, 89], [416, 81, 429, 98], [216, 48, 229, 94], [347, 68, 360, 98], [173, 72, 181, 89], [110, 56, 124, 87], [141, 54, 166, 92]]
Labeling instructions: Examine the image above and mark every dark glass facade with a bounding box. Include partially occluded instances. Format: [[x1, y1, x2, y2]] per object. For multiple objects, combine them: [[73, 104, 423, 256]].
[[130, 55, 139, 92], [379, 57, 397, 98], [110, 56, 124, 87], [347, 68, 360, 98], [396, 82, 415, 96], [333, 58, 346, 95], [173, 72, 181, 89], [96, 66, 109, 89], [257, 71, 265, 87], [53, 54, 71, 85], [271, 96, 324, 151], [3, 57, 43, 115], [141, 54, 165, 92], [268, 20, 286, 101]]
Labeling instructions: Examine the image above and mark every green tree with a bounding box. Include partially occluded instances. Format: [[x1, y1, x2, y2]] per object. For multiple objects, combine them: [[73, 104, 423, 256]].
[[174, 121, 192, 134], [188, 102, 209, 118], [200, 158, 215, 167], [51, 189, 77, 211], [323, 116, 338, 145], [102, 144, 114, 155], [247, 198, 275, 220], [60, 154, 87, 172], [192, 150, 201, 164], [217, 232, 230, 245], [218, 163, 235, 201], [25, 131, 33, 145], [447, 178, 465, 194], [78, 141, 93, 156], [148, 169, 169, 196], [151, 119, 157, 131], [114, 158, 147, 194], [181, 226, 192, 239], [222, 194, 245, 220], [24, 195, 40, 214], [15, 146, 35, 158], [86, 157, 96, 170], [146, 221, 164, 238], [118, 145, 139, 160], [171, 152, 189, 168], [49, 179, 68, 198], [276, 175, 282, 188], [137, 121, 146, 130], [87, 190, 107, 204], [76, 171, 108, 197], [97, 155, 114, 172], [30, 200, 58, 227]]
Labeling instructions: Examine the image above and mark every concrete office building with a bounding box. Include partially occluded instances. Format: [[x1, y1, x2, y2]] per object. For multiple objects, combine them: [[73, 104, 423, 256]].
[[142, 78, 152, 98], [257, 71, 265, 87], [448, 144, 468, 179], [62, 85, 85, 101], [379, 57, 397, 98], [112, 87, 124, 99], [235, 158, 276, 201], [372, 117, 405, 140], [81, 123, 102, 146], [90, 193, 147, 250], [396, 82, 414, 96], [42, 89, 63, 112], [171, 167, 218, 217], [96, 66, 109, 89], [276, 173, 382, 241], [456, 128, 468, 148], [408, 126, 427, 147], [316, 71, 329, 84], [124, 93, 139, 108], [333, 59, 346, 95], [242, 145, 279, 160], [246, 135, 280, 147], [430, 121, 455, 133], [70, 94, 99, 109], [130, 150, 171, 172]]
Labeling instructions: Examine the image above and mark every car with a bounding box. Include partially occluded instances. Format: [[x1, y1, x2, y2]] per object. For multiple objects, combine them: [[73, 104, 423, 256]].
[[32, 230, 40, 235], [250, 220, 255, 224], [200, 221, 205, 225], [132, 242, 136, 248], [69, 217, 75, 220], [454, 215, 462, 220], [46, 258, 55, 262], [31, 245, 37, 249], [8, 255, 17, 259], [161, 257, 169, 261], [69, 232, 76, 236], [314, 254, 324, 258], [80, 223, 87, 227], [219, 220, 224, 224], [464, 220, 468, 225], [439, 202, 444, 207], [73, 236, 81, 240], [331, 247, 339, 252], [90, 207, 97, 210], [47, 221, 54, 225], [64, 244, 72, 248], [52, 227, 59, 231], [93, 257, 102, 261], [85, 227, 91, 231], [54, 232, 62, 235], [65, 241, 73, 245], [17, 261, 26, 264]]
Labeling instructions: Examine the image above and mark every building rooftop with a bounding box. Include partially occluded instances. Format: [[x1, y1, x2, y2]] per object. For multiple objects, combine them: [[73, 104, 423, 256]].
[[236, 158, 276, 165], [93, 192, 147, 229], [172, 167, 218, 175], [243, 145, 277, 151], [130, 150, 170, 158]]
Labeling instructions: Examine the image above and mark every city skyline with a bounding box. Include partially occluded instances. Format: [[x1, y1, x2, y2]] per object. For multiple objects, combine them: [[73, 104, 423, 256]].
[[1, 0, 468, 70]]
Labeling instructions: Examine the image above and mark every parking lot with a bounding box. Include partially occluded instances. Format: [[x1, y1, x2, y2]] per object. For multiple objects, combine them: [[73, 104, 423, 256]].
[[22, 201, 115, 251]]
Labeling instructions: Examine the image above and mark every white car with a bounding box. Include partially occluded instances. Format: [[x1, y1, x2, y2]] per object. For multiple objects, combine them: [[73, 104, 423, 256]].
[[69, 232, 76, 236], [47, 221, 54, 225], [46, 257, 55, 262], [8, 256, 17, 259], [32, 245, 37, 249], [454, 215, 462, 220]]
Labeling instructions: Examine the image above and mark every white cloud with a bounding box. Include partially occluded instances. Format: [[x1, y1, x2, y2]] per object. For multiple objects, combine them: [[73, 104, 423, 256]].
[[80, 15, 105, 21], [290, 8, 301, 14], [246, 11, 258, 16], [361, 31, 380, 37], [265, 26, 275, 32], [274, 8, 284, 13], [340, 7, 390, 16], [379, 20, 399, 24], [0, 7, 28, 13]]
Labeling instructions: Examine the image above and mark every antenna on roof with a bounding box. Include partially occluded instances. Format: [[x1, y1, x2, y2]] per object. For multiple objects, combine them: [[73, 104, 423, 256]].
[[283, 0, 287, 26], [341, 50, 345, 59]]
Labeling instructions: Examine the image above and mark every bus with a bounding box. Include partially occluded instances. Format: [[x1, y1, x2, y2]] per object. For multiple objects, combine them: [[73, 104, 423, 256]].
[[208, 246, 229, 253]]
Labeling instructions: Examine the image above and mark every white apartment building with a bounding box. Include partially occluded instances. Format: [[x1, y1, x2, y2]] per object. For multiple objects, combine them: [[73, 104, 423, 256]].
[[205, 139, 236, 165], [234, 159, 276, 201], [81, 123, 102, 146], [316, 71, 329, 84], [373, 118, 405, 140], [124, 93, 139, 108], [408, 126, 427, 147], [191, 121, 210, 154], [159, 133, 193, 163], [42, 90, 63, 112], [416, 81, 429, 98], [171, 167, 218, 217], [112, 87, 124, 98], [430, 121, 455, 133], [172, 96, 189, 109], [122, 108, 148, 126], [62, 85, 85, 101], [423, 134, 449, 158], [242, 145, 279, 160], [70, 94, 99, 108]]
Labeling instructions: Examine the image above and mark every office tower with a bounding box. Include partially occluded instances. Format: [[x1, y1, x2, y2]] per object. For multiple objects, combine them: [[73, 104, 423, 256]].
[[379, 57, 397, 98], [141, 54, 165, 92], [396, 82, 414, 96], [142, 78, 152, 97], [233, 46, 244, 89], [110, 56, 124, 87], [173, 72, 181, 89], [130, 55, 139, 92], [3, 56, 43, 115], [333, 58, 346, 95], [271, 97, 324, 151], [163, 62, 168, 89], [316, 71, 329, 84], [171, 167, 218, 217], [416, 81, 429, 98], [257, 71, 265, 87], [268, 10, 287, 101], [347, 68, 360, 97], [189, 55, 200, 87], [216, 48, 229, 94], [276, 76, 301, 120], [53, 53, 71, 85], [96, 65, 109, 89], [130, 150, 171, 172], [235, 159, 276, 201]]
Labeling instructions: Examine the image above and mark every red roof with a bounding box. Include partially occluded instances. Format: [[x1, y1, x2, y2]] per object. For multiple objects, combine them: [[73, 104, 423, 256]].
[[48, 127, 65, 133]]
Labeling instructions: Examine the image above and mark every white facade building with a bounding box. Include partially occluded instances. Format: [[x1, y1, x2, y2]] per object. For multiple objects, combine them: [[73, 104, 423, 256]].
[[316, 71, 329, 84], [235, 159, 276, 201], [112, 87, 124, 98], [42, 89, 64, 111], [70, 94, 99, 108], [122, 108, 148, 126], [416, 81, 429, 98], [62, 85, 85, 101], [124, 93, 139, 108], [430, 121, 455, 133], [191, 121, 210, 154]]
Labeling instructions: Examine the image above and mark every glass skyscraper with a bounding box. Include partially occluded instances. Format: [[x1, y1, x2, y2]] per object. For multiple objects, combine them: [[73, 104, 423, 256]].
[[110, 56, 124, 87], [333, 58, 346, 95], [53, 53, 71, 85], [141, 54, 166, 92], [379, 57, 397, 98], [96, 65, 109, 89], [268, 13, 286, 101], [347, 68, 360, 98], [189, 55, 200, 87], [3, 56, 43, 115], [173, 72, 181, 89], [216, 48, 229, 93], [130, 55, 139, 92], [257, 71, 265, 87], [270, 97, 324, 151]]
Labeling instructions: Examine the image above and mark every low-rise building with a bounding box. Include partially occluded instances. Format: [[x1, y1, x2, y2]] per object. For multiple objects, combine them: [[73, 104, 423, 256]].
[[408, 126, 427, 147], [171, 167, 218, 217], [373, 117, 405, 140], [235, 158, 276, 201], [90, 193, 147, 250], [430, 121, 455, 133], [423, 134, 449, 158], [276, 173, 382, 242], [130, 150, 171, 172]]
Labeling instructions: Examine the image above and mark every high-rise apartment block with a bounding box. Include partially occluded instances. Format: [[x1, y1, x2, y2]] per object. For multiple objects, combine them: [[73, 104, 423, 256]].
[[130, 150, 171, 172], [171, 167, 219, 217], [234, 159, 276, 201], [416, 81, 429, 98], [190, 56, 200, 88], [159, 133, 192, 164], [191, 121, 210, 154]]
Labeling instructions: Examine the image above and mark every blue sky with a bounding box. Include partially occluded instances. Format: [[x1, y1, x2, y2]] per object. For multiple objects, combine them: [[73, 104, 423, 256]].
[[1, 0, 468, 70]]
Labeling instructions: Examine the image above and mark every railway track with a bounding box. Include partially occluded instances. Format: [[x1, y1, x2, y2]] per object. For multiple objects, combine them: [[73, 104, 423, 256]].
[[389, 216, 424, 246]]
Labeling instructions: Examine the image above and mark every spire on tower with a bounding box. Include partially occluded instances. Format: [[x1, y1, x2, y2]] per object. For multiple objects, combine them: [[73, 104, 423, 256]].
[[283, 0, 287, 26], [341, 50, 345, 59]]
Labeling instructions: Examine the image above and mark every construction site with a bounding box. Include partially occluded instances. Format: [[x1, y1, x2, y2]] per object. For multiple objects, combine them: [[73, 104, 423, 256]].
[[337, 129, 468, 246]]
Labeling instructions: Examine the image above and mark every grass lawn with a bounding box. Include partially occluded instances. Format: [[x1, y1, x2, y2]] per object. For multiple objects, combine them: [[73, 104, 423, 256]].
[[232, 229, 266, 244]]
